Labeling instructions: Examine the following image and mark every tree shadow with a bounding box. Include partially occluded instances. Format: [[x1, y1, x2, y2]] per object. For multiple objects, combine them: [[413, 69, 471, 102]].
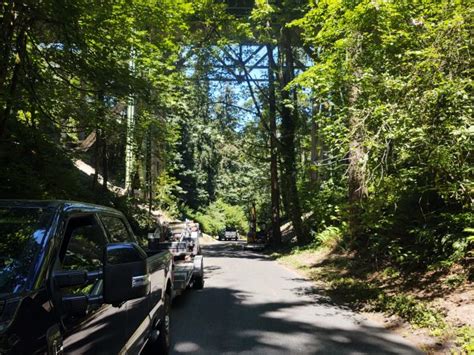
[[170, 286, 422, 354], [202, 242, 271, 261]]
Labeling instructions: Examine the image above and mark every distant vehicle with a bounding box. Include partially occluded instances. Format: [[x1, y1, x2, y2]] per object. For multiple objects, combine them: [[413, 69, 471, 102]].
[[246, 229, 268, 249], [219, 226, 239, 241], [0, 200, 173, 354]]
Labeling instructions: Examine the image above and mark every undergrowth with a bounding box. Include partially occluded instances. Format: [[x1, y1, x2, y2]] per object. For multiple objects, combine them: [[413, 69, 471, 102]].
[[456, 326, 474, 353], [273, 225, 473, 352], [328, 276, 445, 329]]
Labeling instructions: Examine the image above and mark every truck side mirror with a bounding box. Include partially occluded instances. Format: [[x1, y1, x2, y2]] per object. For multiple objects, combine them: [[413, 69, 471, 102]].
[[103, 243, 150, 305]]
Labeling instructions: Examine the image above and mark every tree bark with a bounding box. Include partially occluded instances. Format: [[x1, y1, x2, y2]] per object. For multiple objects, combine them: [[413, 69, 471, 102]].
[[267, 44, 282, 246], [278, 27, 307, 244], [347, 32, 367, 244], [92, 128, 100, 190], [249, 201, 257, 238], [146, 127, 153, 212], [102, 130, 108, 192], [310, 100, 320, 185]]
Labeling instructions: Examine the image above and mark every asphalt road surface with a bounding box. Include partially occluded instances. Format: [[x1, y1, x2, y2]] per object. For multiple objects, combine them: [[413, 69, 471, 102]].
[[170, 241, 421, 355]]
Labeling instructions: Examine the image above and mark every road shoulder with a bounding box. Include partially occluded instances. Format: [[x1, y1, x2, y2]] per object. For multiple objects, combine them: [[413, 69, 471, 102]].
[[268, 246, 473, 354]]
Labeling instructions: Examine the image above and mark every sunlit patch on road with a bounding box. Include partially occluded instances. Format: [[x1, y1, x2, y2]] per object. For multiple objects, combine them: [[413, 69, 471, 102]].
[[173, 341, 201, 353]]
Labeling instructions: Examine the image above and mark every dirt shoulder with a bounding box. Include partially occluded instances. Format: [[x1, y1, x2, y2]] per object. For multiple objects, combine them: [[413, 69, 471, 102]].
[[200, 233, 218, 245], [271, 247, 473, 354]]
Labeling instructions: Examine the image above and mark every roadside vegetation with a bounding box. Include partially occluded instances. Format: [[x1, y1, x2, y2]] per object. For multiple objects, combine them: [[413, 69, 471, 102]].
[[271, 225, 473, 353], [188, 199, 247, 236]]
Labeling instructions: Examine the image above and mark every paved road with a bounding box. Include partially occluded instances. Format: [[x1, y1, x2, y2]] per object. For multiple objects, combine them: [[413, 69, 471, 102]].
[[170, 242, 421, 355]]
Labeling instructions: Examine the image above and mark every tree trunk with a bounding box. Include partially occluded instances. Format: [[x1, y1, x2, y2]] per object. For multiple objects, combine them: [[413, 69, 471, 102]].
[[146, 127, 153, 213], [267, 44, 282, 246], [125, 72, 136, 194], [93, 91, 108, 192], [92, 128, 100, 190], [347, 32, 367, 244], [102, 130, 108, 192], [278, 27, 307, 245], [310, 100, 320, 185], [249, 202, 257, 238]]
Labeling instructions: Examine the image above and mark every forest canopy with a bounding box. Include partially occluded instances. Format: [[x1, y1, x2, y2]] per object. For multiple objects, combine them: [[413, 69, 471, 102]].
[[0, 0, 472, 269]]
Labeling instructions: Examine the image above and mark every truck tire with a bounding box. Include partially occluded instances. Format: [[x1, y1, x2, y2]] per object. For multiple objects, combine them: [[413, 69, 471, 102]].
[[193, 276, 204, 289], [155, 293, 171, 354]]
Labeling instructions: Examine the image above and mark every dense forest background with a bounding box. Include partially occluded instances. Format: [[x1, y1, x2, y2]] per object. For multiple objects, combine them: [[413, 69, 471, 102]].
[[0, 0, 472, 271]]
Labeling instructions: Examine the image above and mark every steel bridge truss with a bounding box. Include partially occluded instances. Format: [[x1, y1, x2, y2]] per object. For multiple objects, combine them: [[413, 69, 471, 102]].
[[187, 44, 308, 85]]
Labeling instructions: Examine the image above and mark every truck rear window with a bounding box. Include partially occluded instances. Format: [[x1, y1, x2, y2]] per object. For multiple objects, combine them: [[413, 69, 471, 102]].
[[0, 207, 53, 295]]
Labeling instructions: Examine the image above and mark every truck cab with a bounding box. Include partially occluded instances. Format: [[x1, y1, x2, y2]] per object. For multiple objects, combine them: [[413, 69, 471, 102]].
[[0, 200, 173, 354], [220, 226, 239, 241]]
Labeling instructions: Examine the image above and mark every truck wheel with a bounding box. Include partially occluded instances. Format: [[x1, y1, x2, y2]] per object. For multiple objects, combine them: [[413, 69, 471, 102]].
[[193, 276, 204, 289], [155, 293, 171, 354]]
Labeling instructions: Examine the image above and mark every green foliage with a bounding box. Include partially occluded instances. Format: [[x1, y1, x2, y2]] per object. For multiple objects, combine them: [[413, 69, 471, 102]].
[[291, 0, 473, 268], [190, 199, 247, 236], [0, 121, 97, 201], [443, 273, 467, 289], [327, 274, 444, 329], [154, 172, 181, 218], [456, 326, 474, 353], [310, 226, 344, 249], [1, 0, 472, 273], [375, 294, 445, 330]]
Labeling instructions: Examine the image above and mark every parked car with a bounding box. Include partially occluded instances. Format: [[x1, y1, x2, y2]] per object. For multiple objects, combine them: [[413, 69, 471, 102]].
[[219, 226, 239, 241], [245, 229, 268, 251], [0, 200, 173, 354]]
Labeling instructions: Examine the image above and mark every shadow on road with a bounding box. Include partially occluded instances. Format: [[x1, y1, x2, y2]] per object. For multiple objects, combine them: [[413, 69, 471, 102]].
[[202, 241, 270, 261], [171, 286, 420, 355], [170, 241, 420, 354]]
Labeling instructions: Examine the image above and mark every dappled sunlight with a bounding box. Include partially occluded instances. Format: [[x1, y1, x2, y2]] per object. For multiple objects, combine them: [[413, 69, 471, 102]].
[[172, 285, 421, 354], [170, 244, 422, 354], [173, 341, 201, 353]]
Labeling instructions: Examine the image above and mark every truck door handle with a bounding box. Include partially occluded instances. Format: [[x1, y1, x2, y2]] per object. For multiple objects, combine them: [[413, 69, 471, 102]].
[[132, 275, 150, 288]]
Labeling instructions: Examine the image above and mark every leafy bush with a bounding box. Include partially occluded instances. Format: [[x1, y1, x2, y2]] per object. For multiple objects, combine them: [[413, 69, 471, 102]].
[[330, 275, 444, 330], [189, 199, 247, 236], [375, 294, 444, 329], [308, 226, 344, 250], [456, 326, 474, 353]]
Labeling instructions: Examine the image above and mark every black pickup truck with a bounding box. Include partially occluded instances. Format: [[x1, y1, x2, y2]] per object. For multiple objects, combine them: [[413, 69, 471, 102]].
[[0, 200, 173, 354]]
